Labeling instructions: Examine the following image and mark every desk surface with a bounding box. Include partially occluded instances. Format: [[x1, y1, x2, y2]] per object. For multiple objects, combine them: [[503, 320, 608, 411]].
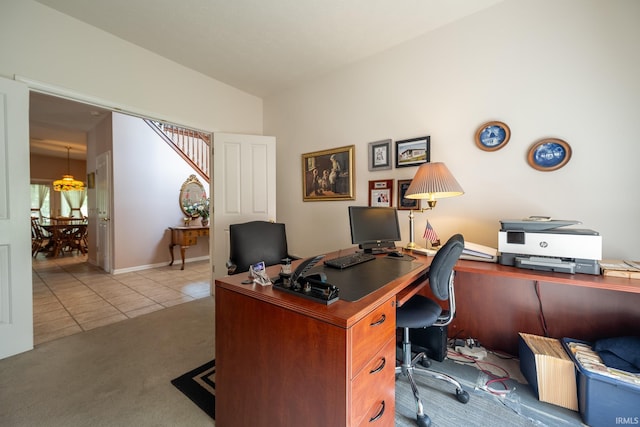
[[312, 256, 423, 302], [215, 249, 640, 326], [215, 249, 430, 329], [168, 225, 209, 231], [456, 259, 640, 294]]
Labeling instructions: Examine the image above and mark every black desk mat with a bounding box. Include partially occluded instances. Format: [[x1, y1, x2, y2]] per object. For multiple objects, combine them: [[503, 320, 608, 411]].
[[309, 255, 424, 302]]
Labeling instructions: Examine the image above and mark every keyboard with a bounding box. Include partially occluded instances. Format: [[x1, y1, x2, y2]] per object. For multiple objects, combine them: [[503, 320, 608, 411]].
[[324, 252, 376, 269]]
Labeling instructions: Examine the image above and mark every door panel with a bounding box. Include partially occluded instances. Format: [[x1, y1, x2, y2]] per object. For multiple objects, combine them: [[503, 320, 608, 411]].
[[212, 133, 276, 279], [0, 77, 33, 359], [96, 151, 111, 272]]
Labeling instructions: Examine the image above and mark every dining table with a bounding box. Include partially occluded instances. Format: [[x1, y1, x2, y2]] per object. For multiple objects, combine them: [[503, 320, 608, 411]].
[[40, 220, 88, 257]]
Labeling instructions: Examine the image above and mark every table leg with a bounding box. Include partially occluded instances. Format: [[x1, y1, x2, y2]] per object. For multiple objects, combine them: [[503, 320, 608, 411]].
[[180, 246, 187, 270], [169, 243, 175, 266]]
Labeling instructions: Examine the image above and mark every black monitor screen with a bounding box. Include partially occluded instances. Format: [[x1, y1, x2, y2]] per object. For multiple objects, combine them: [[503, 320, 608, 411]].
[[348, 206, 401, 252]]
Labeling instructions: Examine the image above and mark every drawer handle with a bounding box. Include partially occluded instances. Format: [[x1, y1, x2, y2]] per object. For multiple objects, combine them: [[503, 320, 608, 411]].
[[369, 357, 386, 374], [370, 314, 386, 327], [369, 401, 385, 423]]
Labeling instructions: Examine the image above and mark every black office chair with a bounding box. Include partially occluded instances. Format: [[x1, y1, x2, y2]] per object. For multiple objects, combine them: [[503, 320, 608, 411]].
[[226, 220, 298, 275], [396, 233, 469, 427]]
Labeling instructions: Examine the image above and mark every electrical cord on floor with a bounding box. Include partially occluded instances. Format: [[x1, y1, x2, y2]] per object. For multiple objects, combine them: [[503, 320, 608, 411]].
[[447, 346, 514, 396]]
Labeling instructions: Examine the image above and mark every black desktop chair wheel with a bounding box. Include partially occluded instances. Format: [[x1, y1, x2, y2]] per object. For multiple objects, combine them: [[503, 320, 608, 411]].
[[417, 354, 431, 368], [416, 413, 431, 427], [456, 389, 470, 403]]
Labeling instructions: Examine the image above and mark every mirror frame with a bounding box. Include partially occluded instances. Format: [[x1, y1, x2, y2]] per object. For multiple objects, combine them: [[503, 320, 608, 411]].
[[179, 174, 206, 217]]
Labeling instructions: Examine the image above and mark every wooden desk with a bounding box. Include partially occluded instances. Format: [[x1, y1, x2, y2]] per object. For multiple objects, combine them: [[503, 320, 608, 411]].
[[168, 226, 209, 270], [215, 250, 640, 426], [448, 260, 640, 355], [215, 252, 430, 427]]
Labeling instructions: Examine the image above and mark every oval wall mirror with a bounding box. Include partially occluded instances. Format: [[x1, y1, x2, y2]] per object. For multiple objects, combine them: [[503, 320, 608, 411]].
[[180, 175, 206, 217]]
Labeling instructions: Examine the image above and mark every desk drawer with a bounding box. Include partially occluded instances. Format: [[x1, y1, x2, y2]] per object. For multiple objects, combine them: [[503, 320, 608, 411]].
[[358, 397, 395, 427], [351, 298, 395, 378], [183, 237, 198, 246], [351, 338, 395, 427], [183, 230, 201, 239]]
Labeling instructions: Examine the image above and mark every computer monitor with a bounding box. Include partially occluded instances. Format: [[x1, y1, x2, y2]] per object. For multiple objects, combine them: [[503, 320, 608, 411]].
[[348, 206, 401, 253]]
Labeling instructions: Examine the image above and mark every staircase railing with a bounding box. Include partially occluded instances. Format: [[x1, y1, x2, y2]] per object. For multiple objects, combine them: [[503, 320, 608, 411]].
[[145, 120, 210, 183]]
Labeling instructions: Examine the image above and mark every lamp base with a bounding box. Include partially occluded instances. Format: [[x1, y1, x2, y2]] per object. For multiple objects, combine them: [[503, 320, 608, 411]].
[[405, 241, 423, 250]]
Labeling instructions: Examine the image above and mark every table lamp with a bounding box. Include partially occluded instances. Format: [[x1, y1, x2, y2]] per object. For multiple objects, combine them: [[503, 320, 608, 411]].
[[404, 162, 464, 249]]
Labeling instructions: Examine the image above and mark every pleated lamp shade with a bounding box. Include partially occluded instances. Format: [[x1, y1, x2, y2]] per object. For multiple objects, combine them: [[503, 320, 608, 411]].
[[404, 162, 464, 202]]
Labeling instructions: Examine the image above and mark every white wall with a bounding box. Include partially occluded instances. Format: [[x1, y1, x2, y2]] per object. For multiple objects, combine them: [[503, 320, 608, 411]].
[[111, 113, 209, 271], [0, 0, 264, 271], [0, 0, 262, 139], [265, 0, 640, 260]]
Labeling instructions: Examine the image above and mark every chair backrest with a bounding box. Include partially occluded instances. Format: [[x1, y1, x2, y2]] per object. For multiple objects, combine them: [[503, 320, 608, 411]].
[[228, 221, 291, 274], [429, 233, 464, 301], [31, 217, 39, 239], [31, 217, 46, 240]]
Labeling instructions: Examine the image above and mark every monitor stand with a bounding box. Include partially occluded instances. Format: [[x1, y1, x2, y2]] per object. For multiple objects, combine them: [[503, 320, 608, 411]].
[[366, 247, 397, 255]]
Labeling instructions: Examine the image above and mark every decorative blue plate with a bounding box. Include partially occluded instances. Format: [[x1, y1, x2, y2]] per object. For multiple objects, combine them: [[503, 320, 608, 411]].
[[475, 121, 510, 151], [528, 138, 571, 171]]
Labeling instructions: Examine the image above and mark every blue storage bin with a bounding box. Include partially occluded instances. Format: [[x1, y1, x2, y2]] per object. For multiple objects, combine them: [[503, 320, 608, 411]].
[[562, 338, 640, 427]]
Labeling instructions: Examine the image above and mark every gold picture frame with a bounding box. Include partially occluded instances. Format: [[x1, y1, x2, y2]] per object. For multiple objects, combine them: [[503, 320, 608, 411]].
[[302, 145, 355, 201]]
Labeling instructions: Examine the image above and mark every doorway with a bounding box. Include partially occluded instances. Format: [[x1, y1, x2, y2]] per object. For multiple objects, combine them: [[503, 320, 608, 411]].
[[29, 92, 214, 345]]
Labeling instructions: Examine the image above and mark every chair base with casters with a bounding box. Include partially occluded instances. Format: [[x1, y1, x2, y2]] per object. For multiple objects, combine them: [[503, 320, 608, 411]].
[[395, 325, 469, 427], [395, 234, 469, 427]]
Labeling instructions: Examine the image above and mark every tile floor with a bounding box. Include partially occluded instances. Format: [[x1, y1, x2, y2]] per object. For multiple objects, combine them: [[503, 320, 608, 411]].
[[32, 253, 211, 346]]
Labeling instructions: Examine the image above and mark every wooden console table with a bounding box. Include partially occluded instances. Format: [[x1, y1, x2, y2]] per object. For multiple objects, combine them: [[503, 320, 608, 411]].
[[168, 226, 209, 270]]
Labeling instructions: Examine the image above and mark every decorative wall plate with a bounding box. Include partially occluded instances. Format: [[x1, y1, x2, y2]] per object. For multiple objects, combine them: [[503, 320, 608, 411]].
[[475, 121, 510, 151], [527, 138, 572, 171]]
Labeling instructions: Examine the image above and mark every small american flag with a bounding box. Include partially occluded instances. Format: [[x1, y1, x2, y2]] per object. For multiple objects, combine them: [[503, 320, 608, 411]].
[[423, 220, 440, 245]]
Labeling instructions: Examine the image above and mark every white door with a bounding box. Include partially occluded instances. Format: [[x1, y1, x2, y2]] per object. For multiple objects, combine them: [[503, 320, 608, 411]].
[[96, 151, 111, 273], [0, 77, 33, 359], [212, 133, 276, 280]]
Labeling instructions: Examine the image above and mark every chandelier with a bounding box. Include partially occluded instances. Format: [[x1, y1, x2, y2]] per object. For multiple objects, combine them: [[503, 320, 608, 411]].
[[53, 146, 85, 192]]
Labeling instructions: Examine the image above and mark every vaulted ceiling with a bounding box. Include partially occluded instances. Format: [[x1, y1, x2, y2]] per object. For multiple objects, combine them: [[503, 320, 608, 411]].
[[30, 0, 504, 157]]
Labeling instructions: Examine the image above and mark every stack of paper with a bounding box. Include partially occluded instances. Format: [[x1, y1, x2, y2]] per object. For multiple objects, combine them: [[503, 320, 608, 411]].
[[461, 241, 498, 262], [599, 259, 640, 279], [519, 333, 578, 411]]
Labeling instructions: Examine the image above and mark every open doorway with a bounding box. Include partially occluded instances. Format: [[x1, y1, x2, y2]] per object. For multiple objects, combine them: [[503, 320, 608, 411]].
[[30, 92, 107, 262], [29, 92, 213, 346]]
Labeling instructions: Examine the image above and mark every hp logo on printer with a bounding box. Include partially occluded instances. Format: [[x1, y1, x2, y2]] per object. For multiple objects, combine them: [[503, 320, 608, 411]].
[[539, 241, 548, 248]]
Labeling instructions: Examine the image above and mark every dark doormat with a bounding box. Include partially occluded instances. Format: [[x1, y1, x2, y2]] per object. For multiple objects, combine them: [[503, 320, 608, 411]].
[[171, 359, 215, 419]]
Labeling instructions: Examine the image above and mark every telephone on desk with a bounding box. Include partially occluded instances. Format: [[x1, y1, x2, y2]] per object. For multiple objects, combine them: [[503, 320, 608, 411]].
[[273, 254, 339, 304]]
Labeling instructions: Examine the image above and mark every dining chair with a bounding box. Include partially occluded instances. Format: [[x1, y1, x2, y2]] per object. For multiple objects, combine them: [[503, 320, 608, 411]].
[[31, 218, 50, 257]]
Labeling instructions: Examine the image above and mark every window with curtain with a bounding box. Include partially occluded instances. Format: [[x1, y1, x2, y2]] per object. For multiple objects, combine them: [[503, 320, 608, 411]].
[[61, 189, 87, 218], [30, 184, 50, 219]]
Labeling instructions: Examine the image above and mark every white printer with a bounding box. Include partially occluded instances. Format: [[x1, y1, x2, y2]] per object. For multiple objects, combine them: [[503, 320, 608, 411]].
[[498, 218, 602, 275]]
